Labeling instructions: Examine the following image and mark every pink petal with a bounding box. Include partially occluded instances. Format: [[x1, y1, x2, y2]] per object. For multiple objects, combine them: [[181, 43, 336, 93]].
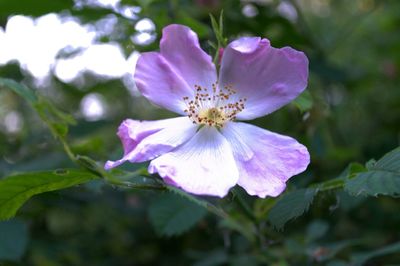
[[105, 117, 197, 169], [135, 24, 217, 114], [134, 53, 193, 115], [221, 122, 310, 198], [219, 37, 309, 120], [149, 126, 239, 197], [160, 24, 217, 90]]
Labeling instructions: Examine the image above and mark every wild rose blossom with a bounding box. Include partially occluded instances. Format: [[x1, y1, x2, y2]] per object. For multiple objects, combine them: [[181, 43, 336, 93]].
[[105, 24, 310, 198]]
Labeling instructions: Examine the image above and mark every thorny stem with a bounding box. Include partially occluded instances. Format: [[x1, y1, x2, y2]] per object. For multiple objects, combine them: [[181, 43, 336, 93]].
[[47, 117, 257, 242]]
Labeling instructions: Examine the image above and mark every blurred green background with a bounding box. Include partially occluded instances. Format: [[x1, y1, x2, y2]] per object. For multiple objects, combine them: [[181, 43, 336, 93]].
[[0, 0, 399, 265]]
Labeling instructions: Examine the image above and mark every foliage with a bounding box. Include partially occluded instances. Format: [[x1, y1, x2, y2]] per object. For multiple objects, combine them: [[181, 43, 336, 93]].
[[267, 188, 317, 230], [0, 219, 28, 261], [148, 192, 207, 236], [0, 169, 98, 220], [345, 147, 400, 197], [0, 0, 400, 265]]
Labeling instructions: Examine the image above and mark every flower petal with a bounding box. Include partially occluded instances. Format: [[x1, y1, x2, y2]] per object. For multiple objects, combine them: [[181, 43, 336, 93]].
[[134, 52, 192, 115], [221, 122, 310, 198], [105, 117, 197, 169], [160, 24, 217, 89], [135, 24, 217, 114], [219, 37, 309, 120], [149, 126, 239, 197]]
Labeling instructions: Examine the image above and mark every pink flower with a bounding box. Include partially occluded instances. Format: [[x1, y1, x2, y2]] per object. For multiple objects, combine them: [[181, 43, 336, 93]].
[[105, 24, 310, 198]]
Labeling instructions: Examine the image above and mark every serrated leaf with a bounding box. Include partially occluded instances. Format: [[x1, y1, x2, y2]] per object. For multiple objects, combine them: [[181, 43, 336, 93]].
[[345, 147, 400, 197], [345, 171, 400, 197], [0, 169, 98, 220], [148, 192, 207, 236], [267, 188, 317, 229], [0, 219, 28, 261], [337, 162, 366, 180], [373, 146, 400, 172]]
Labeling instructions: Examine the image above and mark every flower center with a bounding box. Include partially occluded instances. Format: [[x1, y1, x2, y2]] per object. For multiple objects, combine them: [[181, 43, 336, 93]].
[[183, 82, 246, 128]]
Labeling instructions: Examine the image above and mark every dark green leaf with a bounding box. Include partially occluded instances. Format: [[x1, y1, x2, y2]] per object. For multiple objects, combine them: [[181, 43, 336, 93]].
[[0, 219, 28, 261], [310, 239, 361, 262], [345, 147, 400, 197], [148, 192, 207, 236], [193, 250, 228, 266], [351, 241, 400, 265], [306, 219, 329, 242], [372, 146, 400, 172], [0, 0, 73, 17], [267, 188, 317, 229], [345, 171, 400, 197], [0, 170, 98, 220]]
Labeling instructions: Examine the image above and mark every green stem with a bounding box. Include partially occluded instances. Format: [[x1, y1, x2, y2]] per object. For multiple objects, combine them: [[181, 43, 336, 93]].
[[232, 190, 257, 223], [106, 177, 166, 190]]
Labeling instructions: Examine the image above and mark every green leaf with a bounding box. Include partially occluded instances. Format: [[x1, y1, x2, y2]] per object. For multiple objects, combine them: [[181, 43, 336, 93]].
[[219, 10, 224, 40], [193, 250, 228, 266], [345, 147, 400, 197], [310, 239, 362, 262], [267, 188, 317, 229], [0, 0, 73, 17], [165, 187, 255, 241], [351, 241, 400, 265], [371, 146, 400, 172], [209, 14, 223, 45], [293, 90, 313, 113], [0, 219, 28, 261], [0, 78, 37, 103], [0, 78, 76, 140], [306, 219, 329, 243], [33, 97, 76, 139], [148, 192, 207, 236], [0, 169, 98, 221]]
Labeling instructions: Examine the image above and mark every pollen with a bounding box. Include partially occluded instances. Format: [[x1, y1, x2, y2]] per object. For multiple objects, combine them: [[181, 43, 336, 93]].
[[182, 82, 246, 128]]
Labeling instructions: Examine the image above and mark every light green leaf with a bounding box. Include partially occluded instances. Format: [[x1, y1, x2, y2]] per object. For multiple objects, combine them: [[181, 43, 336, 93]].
[[0, 78, 37, 103], [267, 188, 317, 229], [345, 147, 400, 197], [148, 192, 207, 236], [0, 169, 98, 221], [209, 13, 223, 45], [293, 90, 313, 113], [0, 219, 28, 261], [0, 78, 76, 140]]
